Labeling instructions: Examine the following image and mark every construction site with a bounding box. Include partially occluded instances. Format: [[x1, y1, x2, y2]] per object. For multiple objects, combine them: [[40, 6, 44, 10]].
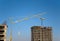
[[0, 13, 53, 41]]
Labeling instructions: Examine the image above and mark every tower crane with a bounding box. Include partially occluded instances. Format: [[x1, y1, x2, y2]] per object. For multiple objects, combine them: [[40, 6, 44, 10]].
[[9, 12, 46, 24], [40, 18, 46, 26], [9, 12, 46, 41]]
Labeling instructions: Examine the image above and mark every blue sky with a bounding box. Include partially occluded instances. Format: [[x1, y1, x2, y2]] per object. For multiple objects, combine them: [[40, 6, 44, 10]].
[[0, 0, 60, 41]]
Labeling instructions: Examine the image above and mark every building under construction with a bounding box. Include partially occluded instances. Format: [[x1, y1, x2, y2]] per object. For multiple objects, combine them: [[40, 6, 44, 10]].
[[31, 26, 52, 41], [0, 24, 7, 41]]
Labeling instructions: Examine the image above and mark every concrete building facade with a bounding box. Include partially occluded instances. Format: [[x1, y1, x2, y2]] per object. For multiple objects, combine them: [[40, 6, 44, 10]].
[[0, 24, 7, 41], [31, 26, 52, 41]]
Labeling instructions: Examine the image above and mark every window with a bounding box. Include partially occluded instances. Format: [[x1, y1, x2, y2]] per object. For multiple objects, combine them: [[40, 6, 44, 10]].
[[38, 40, 40, 41], [0, 40, 4, 41], [0, 35, 4, 37], [0, 26, 4, 29], [0, 30, 4, 32], [34, 30, 40, 33]]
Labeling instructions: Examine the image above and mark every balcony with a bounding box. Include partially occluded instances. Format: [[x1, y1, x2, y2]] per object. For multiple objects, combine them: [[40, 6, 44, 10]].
[[0, 30, 4, 32], [0, 35, 4, 37], [0, 26, 4, 29], [0, 40, 4, 41], [0, 32, 4, 35]]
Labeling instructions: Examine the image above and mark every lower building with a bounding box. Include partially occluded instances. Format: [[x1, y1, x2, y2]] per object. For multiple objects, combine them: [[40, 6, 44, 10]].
[[0, 24, 7, 41], [31, 26, 52, 41]]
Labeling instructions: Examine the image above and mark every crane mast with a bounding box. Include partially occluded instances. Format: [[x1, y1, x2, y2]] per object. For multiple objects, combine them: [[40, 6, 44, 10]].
[[40, 18, 46, 26], [9, 30, 12, 41]]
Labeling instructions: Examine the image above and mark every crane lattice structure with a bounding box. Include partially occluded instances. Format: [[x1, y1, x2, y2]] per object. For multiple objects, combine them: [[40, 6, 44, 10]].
[[10, 12, 46, 24]]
